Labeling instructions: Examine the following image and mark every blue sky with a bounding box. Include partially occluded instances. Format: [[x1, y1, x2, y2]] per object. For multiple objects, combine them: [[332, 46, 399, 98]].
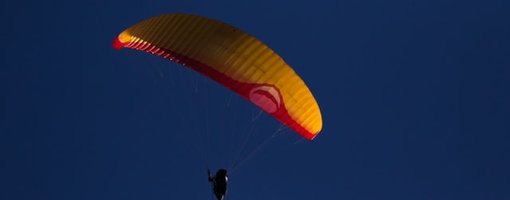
[[1, 0, 509, 199]]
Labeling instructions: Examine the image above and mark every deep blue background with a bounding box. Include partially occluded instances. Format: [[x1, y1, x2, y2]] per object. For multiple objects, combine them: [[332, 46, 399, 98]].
[[1, 0, 509, 199]]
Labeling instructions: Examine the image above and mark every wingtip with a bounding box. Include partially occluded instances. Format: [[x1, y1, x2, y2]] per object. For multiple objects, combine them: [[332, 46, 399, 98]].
[[112, 37, 125, 50]]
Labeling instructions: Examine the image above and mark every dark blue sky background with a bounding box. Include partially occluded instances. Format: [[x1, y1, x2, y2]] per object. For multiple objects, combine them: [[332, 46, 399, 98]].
[[2, 0, 509, 199]]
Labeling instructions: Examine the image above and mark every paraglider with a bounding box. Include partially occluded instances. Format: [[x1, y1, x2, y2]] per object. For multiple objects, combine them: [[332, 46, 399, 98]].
[[113, 13, 323, 199], [208, 169, 228, 200]]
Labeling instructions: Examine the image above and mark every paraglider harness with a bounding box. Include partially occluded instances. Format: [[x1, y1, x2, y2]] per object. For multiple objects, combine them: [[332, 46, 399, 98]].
[[208, 169, 228, 200]]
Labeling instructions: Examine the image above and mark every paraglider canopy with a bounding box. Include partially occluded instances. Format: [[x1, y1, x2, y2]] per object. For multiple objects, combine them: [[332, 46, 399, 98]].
[[113, 13, 322, 140]]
